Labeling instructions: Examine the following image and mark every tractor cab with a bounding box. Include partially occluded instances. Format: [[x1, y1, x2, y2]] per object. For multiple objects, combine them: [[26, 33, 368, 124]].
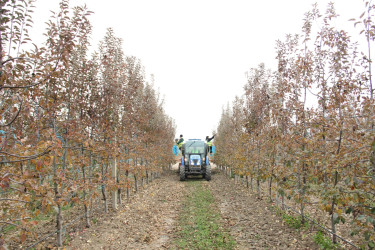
[[180, 139, 211, 181]]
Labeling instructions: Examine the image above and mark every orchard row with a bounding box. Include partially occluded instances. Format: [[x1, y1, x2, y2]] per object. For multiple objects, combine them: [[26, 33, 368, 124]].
[[214, 3, 375, 249], [0, 0, 175, 247]]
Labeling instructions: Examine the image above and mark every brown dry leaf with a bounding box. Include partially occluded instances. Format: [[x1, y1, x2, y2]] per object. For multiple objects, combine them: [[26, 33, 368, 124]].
[[20, 232, 27, 243]]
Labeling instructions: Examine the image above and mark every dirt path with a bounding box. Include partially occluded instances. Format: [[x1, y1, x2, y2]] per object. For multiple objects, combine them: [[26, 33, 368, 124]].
[[68, 169, 185, 249], [67, 165, 318, 249], [209, 169, 318, 249]]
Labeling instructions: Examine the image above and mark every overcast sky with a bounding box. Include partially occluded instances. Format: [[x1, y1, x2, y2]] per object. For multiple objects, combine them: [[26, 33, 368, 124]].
[[30, 0, 365, 141]]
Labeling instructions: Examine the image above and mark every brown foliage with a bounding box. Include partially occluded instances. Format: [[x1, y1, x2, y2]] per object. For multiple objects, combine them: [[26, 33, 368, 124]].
[[0, 0, 175, 247], [215, 3, 375, 248]]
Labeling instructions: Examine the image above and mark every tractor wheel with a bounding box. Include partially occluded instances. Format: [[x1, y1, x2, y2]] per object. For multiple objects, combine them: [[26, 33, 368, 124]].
[[205, 164, 211, 181], [179, 165, 186, 181]]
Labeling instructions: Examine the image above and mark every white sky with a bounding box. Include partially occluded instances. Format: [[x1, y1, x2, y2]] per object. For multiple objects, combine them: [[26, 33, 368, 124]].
[[30, 0, 365, 141]]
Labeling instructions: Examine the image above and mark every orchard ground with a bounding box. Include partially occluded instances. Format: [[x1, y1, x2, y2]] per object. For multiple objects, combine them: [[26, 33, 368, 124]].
[[65, 164, 319, 249]]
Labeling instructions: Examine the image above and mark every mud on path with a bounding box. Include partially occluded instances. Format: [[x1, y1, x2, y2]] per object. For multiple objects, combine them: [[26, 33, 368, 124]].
[[68, 165, 318, 249], [68, 170, 185, 249], [209, 169, 318, 249]]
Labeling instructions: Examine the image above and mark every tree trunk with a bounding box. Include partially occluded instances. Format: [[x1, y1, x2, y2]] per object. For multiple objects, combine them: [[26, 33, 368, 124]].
[[118, 188, 122, 205], [81, 147, 91, 228], [82, 163, 90, 228], [117, 171, 122, 205], [112, 158, 117, 210], [101, 160, 108, 213], [298, 164, 305, 225], [331, 170, 338, 244], [371, 139, 375, 188], [102, 184, 108, 213], [89, 154, 94, 216], [84, 200, 90, 228], [56, 204, 63, 246], [53, 153, 63, 247], [134, 175, 138, 193], [126, 170, 130, 199], [268, 176, 273, 202]]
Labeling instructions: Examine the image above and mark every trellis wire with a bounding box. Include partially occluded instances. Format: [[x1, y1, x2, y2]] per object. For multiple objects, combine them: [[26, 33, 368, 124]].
[[26, 171, 160, 249], [26, 209, 90, 250], [221, 166, 360, 249], [279, 200, 359, 249]]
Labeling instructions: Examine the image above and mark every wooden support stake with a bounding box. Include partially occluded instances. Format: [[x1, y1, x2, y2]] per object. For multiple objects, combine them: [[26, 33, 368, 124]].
[[112, 158, 117, 210]]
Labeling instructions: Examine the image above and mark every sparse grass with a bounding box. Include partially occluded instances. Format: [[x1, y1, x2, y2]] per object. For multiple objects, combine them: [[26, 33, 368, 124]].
[[33, 210, 52, 222], [32, 203, 73, 222], [2, 223, 18, 234], [313, 231, 339, 249], [61, 203, 72, 212], [273, 205, 340, 249], [2, 203, 75, 236], [174, 181, 235, 249], [64, 233, 72, 246], [281, 212, 309, 230], [273, 206, 309, 230]]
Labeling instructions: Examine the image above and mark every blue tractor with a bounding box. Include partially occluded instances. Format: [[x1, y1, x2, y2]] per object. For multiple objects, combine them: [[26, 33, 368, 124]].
[[179, 139, 211, 181]]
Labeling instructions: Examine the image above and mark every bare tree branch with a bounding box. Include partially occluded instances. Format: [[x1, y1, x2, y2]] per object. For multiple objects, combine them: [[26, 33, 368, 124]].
[[0, 97, 23, 127], [0, 147, 51, 163], [0, 52, 63, 90], [0, 198, 30, 203]]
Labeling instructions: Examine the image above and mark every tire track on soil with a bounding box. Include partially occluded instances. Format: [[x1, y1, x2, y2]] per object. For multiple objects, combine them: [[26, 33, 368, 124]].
[[208, 169, 318, 249], [68, 171, 185, 249], [68, 166, 318, 249]]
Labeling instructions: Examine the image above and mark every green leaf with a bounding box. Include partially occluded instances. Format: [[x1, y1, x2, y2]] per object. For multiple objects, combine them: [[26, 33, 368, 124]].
[[333, 213, 340, 225], [344, 177, 350, 185], [340, 216, 345, 224], [350, 230, 359, 236], [346, 207, 353, 214], [364, 231, 371, 241], [358, 215, 366, 221]]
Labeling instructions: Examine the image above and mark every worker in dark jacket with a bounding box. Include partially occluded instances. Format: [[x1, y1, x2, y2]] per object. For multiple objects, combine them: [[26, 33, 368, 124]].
[[205, 135, 215, 153]]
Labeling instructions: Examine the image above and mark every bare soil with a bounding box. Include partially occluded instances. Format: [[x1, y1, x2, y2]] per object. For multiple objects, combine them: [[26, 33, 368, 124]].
[[64, 164, 318, 249], [67, 169, 185, 249], [209, 170, 318, 249]]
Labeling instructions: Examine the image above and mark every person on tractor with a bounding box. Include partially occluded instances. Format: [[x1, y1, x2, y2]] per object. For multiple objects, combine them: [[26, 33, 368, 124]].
[[177, 134, 184, 154], [205, 135, 215, 153]]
